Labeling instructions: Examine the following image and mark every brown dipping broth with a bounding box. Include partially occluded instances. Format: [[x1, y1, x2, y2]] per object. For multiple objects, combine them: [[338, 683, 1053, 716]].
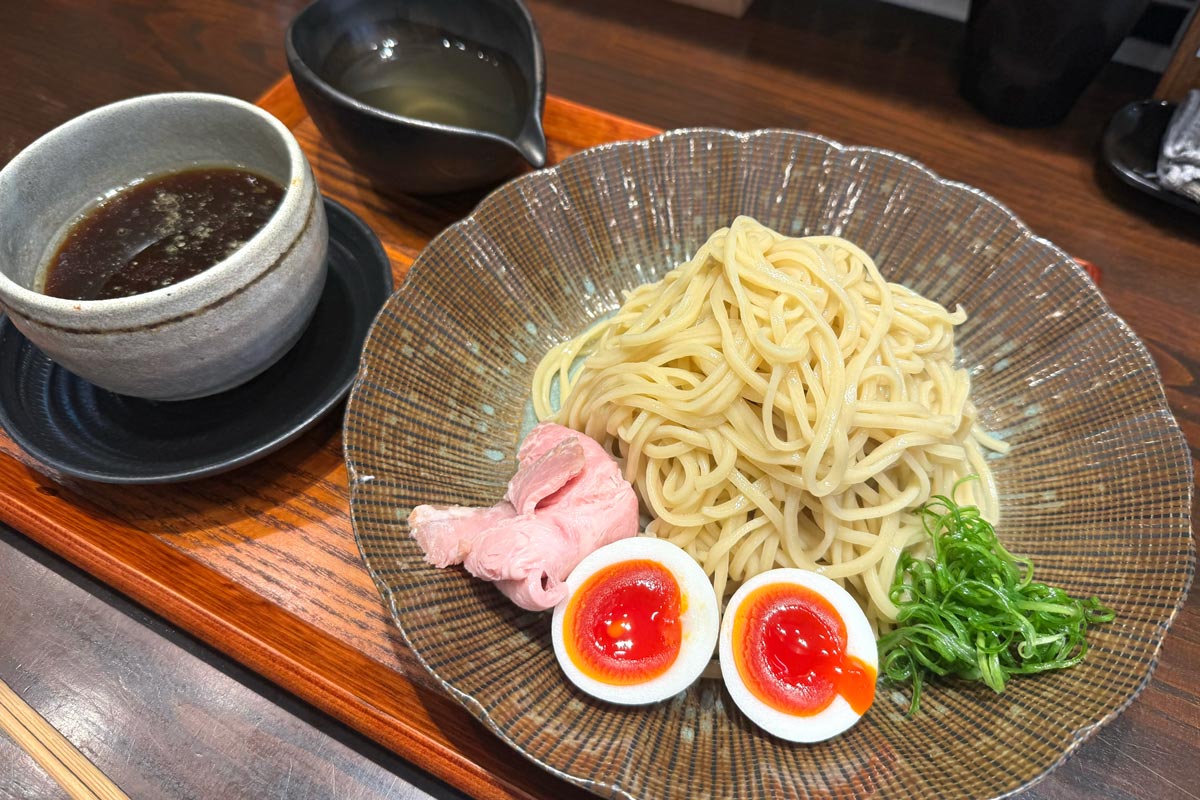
[[41, 167, 285, 301]]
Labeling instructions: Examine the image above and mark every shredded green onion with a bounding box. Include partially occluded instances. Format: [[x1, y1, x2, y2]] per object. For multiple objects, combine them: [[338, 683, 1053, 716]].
[[877, 491, 1114, 713]]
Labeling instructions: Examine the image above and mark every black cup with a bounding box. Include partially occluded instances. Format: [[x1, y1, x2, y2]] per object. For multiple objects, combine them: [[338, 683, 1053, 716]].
[[961, 0, 1150, 127]]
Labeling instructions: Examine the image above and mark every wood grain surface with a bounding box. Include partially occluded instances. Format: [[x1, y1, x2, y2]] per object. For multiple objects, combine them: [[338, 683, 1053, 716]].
[[0, 1, 1196, 799], [0, 524, 468, 800]]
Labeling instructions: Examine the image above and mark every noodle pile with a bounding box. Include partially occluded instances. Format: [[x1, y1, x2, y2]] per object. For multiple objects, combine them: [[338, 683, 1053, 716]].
[[532, 217, 1004, 630]]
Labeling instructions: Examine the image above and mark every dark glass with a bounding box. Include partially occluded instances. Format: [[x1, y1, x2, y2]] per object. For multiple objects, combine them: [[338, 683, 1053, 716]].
[[961, 0, 1150, 127]]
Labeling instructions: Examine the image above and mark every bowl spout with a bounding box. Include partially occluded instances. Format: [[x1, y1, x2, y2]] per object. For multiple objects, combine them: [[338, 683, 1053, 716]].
[[513, 118, 547, 168]]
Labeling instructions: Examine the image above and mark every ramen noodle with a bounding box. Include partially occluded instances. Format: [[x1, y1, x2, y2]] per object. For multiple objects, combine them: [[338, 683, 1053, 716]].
[[533, 216, 1005, 629]]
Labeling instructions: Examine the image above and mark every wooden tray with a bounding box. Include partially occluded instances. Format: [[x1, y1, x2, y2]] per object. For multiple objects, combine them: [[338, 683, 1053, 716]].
[[0, 76, 655, 800], [0, 78, 1102, 800]]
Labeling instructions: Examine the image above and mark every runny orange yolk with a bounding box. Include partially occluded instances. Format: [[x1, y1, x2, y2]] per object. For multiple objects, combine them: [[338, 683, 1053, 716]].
[[563, 559, 683, 685], [732, 583, 876, 716]]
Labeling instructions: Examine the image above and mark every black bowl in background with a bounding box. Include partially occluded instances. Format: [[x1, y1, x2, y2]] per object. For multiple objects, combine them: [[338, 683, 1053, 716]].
[[286, 0, 547, 196]]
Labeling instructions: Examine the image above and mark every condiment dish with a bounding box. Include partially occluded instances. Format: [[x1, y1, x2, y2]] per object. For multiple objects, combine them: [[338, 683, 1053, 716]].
[[1101, 99, 1200, 215], [0, 198, 390, 483]]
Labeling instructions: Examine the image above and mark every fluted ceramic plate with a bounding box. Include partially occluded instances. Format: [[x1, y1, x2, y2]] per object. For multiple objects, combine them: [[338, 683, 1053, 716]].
[[345, 129, 1194, 800]]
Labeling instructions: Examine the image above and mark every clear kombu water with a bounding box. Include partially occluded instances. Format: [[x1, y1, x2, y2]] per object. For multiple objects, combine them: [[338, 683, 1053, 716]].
[[328, 24, 529, 140]]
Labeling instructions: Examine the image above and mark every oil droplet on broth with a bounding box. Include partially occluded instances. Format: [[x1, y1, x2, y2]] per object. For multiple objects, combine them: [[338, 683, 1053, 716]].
[[329, 26, 529, 139], [41, 168, 283, 301]]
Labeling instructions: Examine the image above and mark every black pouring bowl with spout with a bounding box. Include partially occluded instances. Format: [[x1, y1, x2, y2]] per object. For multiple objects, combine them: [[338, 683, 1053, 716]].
[[286, 0, 547, 196]]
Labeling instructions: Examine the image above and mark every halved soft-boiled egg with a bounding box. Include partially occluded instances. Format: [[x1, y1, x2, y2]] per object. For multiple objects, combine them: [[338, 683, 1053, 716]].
[[551, 537, 719, 704], [719, 569, 877, 742]]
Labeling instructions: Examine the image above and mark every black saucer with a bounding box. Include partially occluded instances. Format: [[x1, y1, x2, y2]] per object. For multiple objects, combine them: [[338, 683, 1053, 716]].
[[1101, 99, 1199, 216], [0, 198, 393, 483]]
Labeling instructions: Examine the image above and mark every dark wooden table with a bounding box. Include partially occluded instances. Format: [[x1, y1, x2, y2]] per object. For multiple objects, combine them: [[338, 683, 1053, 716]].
[[0, 1, 1196, 798]]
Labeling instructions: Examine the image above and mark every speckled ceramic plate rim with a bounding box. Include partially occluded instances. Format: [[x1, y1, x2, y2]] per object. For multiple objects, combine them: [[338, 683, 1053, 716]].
[[344, 127, 1196, 800]]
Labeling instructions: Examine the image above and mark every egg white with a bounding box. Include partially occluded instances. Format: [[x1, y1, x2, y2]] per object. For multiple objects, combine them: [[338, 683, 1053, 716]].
[[718, 568, 878, 743], [551, 537, 719, 705]]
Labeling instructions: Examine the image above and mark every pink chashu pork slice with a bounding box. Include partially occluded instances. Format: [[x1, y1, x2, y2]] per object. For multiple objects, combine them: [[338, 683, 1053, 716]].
[[407, 422, 640, 611]]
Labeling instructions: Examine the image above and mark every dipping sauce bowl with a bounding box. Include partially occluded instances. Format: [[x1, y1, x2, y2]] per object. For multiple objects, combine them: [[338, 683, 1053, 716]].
[[0, 92, 328, 401], [286, 0, 547, 195]]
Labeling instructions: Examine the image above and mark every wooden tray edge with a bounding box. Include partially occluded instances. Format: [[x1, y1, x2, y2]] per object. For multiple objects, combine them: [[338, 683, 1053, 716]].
[[0, 470, 571, 800]]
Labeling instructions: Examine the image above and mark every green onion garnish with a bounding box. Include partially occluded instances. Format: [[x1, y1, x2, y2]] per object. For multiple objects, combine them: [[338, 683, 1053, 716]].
[[877, 492, 1114, 713]]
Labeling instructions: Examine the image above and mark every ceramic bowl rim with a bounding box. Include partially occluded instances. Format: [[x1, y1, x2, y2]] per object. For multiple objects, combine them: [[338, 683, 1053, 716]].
[[0, 91, 309, 323]]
